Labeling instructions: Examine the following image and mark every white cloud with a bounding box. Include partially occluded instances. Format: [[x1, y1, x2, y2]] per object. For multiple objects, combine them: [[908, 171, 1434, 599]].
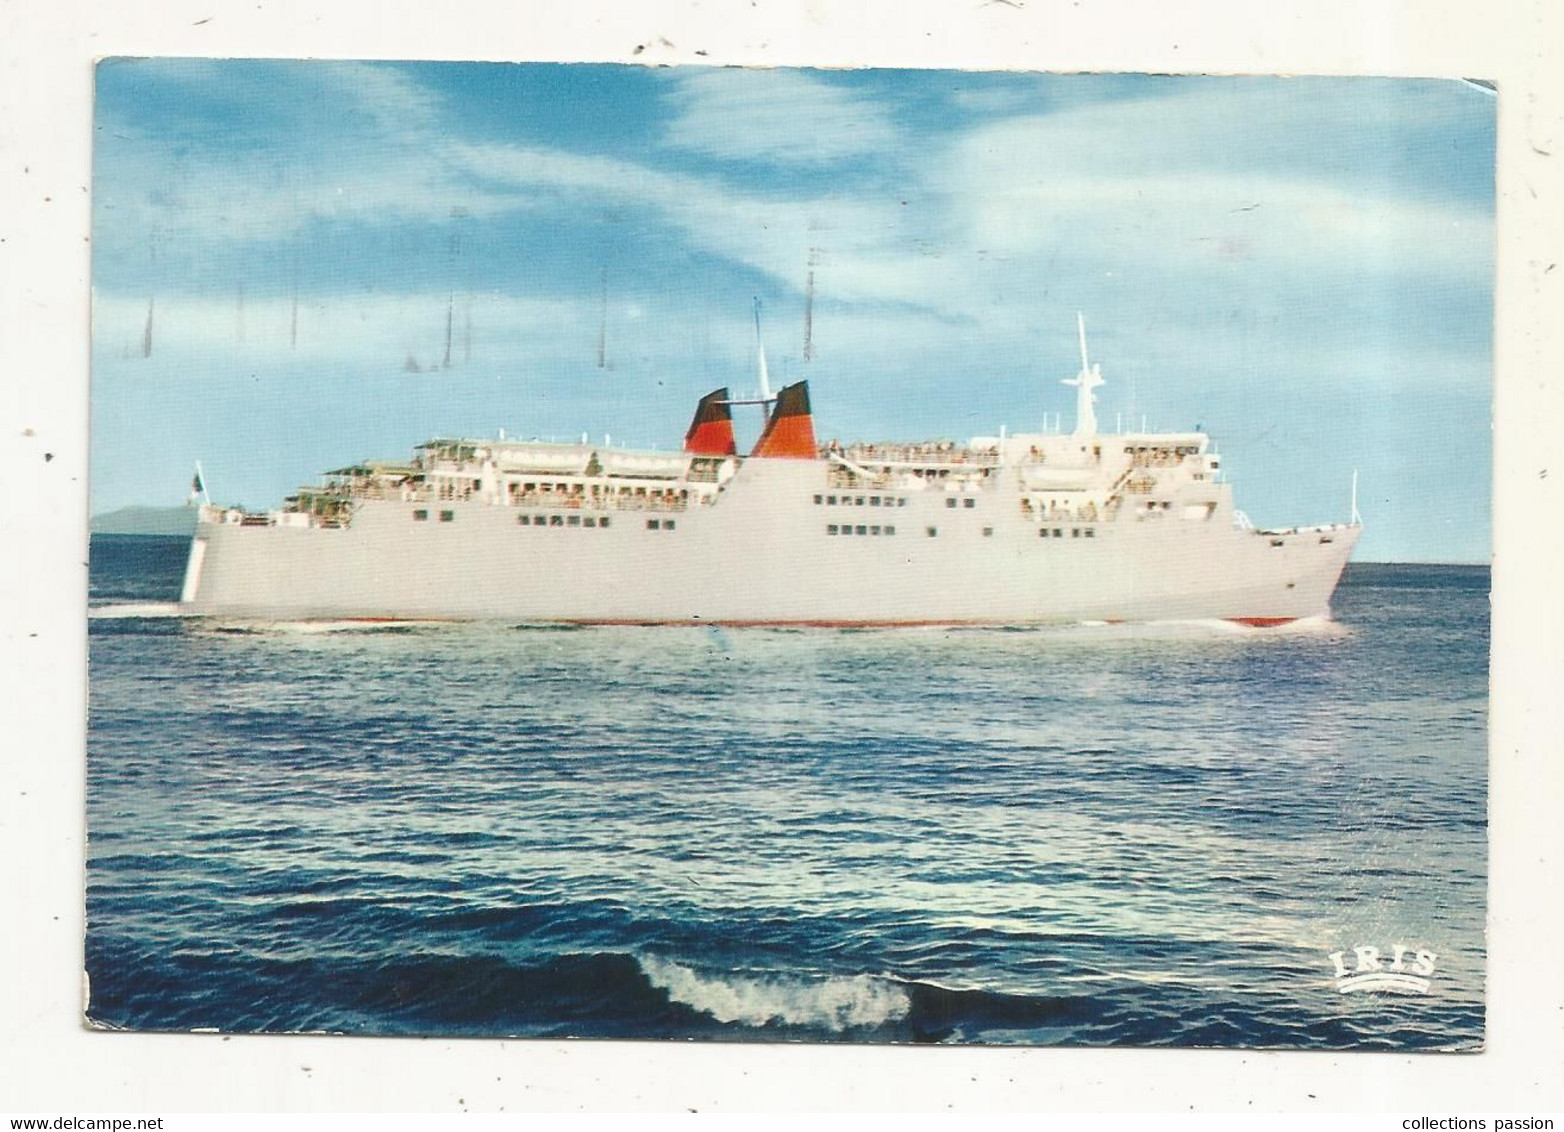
[[446, 141, 939, 308], [93, 62, 516, 253], [938, 95, 1494, 289], [951, 169, 1490, 283], [450, 78, 1492, 361], [314, 62, 446, 137], [660, 68, 902, 165]]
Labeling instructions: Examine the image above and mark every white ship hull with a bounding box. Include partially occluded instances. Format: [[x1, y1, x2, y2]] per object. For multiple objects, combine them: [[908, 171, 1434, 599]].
[[182, 457, 1358, 625], [180, 322, 1361, 626]]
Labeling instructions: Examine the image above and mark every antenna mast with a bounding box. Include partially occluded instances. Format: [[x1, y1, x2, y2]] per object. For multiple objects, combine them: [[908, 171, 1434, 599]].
[[1061, 312, 1105, 437], [753, 297, 773, 403], [719, 301, 782, 415]]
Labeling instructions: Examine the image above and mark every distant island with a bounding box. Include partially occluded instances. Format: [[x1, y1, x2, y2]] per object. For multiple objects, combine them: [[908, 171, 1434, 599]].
[[90, 506, 199, 537]]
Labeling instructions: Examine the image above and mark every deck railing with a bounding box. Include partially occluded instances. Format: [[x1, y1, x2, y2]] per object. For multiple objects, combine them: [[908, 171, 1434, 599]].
[[825, 443, 1001, 468]]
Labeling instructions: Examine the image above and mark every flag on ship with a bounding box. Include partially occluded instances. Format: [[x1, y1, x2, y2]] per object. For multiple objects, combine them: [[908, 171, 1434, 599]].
[[188, 469, 204, 506]]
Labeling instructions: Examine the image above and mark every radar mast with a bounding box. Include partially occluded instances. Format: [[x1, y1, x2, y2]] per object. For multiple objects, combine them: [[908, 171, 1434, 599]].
[[753, 297, 773, 404], [1062, 312, 1105, 437]]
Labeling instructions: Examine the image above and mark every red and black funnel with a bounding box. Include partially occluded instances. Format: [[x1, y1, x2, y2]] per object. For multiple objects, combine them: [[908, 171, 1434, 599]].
[[751, 381, 818, 459], [683, 387, 738, 456]]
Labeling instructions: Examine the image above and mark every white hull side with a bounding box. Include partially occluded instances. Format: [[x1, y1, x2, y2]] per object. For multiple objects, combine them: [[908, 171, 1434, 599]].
[[182, 459, 1358, 624]]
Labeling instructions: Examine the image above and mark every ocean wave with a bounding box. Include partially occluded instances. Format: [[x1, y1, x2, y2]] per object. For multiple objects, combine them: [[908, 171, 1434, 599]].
[[637, 955, 910, 1031], [80, 937, 1480, 1049]]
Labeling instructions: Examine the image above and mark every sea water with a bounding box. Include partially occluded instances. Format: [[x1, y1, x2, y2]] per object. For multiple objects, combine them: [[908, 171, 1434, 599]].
[[85, 535, 1488, 1048]]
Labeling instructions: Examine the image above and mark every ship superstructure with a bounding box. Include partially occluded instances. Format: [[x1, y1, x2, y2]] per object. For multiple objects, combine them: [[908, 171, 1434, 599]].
[[179, 320, 1359, 624]]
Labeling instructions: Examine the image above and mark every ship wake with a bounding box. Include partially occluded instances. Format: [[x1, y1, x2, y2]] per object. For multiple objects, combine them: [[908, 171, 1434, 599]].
[[88, 603, 449, 635], [88, 601, 194, 619], [201, 619, 445, 636], [1067, 615, 1349, 640]]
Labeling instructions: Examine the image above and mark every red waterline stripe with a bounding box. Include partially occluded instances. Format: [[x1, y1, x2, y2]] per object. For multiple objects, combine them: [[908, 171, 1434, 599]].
[[294, 616, 1303, 629], [561, 618, 1006, 628], [299, 617, 1004, 627]]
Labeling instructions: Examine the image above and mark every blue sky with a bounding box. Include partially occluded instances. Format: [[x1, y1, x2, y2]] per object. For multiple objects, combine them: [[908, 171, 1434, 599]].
[[90, 61, 1494, 562]]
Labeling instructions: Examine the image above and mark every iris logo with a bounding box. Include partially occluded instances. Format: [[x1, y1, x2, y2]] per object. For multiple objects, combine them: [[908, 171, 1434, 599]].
[[1329, 945, 1437, 993]]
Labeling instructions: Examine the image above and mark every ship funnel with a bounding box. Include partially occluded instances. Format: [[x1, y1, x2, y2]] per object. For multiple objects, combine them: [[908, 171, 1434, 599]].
[[684, 387, 738, 456], [1061, 313, 1105, 437], [751, 381, 818, 459]]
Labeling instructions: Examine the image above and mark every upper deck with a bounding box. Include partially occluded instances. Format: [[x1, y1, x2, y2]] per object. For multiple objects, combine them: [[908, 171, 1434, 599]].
[[199, 326, 1249, 534], [196, 415, 1235, 539]]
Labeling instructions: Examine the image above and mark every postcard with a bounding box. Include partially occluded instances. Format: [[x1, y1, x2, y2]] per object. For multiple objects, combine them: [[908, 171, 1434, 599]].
[[81, 60, 1494, 1057]]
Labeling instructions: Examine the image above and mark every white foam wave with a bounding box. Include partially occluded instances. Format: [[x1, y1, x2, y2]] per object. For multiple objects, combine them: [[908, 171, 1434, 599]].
[[204, 619, 441, 635], [638, 955, 909, 1031], [88, 602, 191, 619], [1260, 614, 1350, 637], [1065, 614, 1350, 640]]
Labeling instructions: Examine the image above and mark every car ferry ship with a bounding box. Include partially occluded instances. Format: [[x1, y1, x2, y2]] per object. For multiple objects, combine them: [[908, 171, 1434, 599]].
[[179, 319, 1359, 625]]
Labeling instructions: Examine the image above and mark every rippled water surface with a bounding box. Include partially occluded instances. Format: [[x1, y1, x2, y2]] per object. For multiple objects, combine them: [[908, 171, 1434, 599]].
[[86, 536, 1488, 1048]]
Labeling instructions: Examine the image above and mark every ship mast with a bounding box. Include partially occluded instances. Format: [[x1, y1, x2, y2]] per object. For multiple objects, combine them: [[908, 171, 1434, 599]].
[[1062, 312, 1105, 437], [753, 296, 773, 404]]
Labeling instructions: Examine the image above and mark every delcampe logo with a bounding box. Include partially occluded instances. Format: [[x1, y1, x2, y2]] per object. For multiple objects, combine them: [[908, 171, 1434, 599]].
[[1329, 945, 1438, 994]]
